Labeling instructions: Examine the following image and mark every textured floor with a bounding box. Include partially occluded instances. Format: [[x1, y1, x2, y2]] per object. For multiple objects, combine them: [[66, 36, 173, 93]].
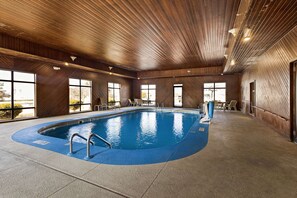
[[1, 109, 297, 197]]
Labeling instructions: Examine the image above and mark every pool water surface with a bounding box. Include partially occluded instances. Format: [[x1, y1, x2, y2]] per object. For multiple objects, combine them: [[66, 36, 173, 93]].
[[42, 111, 199, 150]]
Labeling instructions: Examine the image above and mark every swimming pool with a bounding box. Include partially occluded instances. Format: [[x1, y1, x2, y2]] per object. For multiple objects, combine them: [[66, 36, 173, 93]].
[[42, 111, 198, 150], [12, 108, 209, 165]]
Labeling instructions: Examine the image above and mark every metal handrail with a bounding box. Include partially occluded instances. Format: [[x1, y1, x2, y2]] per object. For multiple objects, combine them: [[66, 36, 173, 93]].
[[87, 133, 112, 158], [69, 133, 93, 154]]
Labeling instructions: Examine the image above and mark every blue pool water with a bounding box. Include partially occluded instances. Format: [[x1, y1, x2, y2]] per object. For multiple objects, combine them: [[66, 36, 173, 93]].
[[12, 109, 209, 165], [42, 111, 199, 150]]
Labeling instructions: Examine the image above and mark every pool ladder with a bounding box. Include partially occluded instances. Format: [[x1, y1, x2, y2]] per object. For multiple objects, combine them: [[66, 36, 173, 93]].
[[69, 132, 112, 158]]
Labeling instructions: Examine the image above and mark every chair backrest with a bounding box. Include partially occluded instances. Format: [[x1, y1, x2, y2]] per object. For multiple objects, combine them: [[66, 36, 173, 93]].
[[229, 100, 237, 107], [134, 99, 138, 104], [100, 97, 107, 105], [138, 99, 143, 105], [128, 99, 133, 104]]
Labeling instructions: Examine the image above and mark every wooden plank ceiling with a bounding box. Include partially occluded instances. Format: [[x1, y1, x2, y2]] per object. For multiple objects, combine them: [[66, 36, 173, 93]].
[[224, 0, 297, 73], [0, 0, 240, 71]]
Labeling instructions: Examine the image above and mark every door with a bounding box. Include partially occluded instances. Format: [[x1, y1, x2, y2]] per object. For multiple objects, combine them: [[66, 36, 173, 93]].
[[173, 84, 183, 107], [249, 81, 256, 115]]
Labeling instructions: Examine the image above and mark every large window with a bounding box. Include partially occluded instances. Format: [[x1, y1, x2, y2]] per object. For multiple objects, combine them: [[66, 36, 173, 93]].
[[108, 82, 121, 106], [69, 78, 92, 113], [203, 82, 226, 102], [0, 70, 35, 121], [141, 84, 156, 106]]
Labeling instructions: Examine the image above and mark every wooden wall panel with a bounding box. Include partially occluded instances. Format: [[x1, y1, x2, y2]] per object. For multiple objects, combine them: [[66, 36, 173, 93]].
[[0, 54, 133, 118], [241, 26, 297, 136], [134, 74, 240, 108]]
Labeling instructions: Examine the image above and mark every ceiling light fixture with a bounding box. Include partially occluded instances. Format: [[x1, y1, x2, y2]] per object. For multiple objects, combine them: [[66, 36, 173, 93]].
[[70, 56, 77, 61], [243, 27, 252, 42], [53, 66, 61, 70], [187, 70, 191, 73], [230, 59, 235, 66], [137, 77, 140, 80], [221, 73, 224, 76], [64, 62, 69, 66], [228, 28, 238, 37], [109, 66, 113, 75]]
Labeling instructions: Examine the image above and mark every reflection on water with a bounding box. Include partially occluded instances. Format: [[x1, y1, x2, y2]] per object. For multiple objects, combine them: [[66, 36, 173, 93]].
[[68, 123, 95, 143], [105, 116, 122, 145], [46, 111, 199, 149], [173, 113, 183, 138], [140, 112, 157, 138]]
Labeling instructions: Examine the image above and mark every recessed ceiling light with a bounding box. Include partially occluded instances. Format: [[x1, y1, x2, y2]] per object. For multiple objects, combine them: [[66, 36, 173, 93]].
[[243, 28, 252, 42], [64, 62, 69, 66], [230, 60, 235, 66], [187, 70, 191, 73], [221, 73, 224, 76], [243, 37, 251, 42], [137, 77, 140, 80], [53, 66, 61, 70]]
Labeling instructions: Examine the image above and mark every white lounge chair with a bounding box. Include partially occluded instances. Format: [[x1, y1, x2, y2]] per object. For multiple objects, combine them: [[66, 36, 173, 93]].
[[128, 99, 136, 106], [224, 100, 237, 111], [134, 98, 143, 106], [94, 97, 108, 111]]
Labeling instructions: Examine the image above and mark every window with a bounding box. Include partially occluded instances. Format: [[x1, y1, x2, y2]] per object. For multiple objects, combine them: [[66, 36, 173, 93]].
[[0, 70, 36, 121], [141, 84, 156, 106], [108, 82, 121, 106], [203, 82, 226, 102], [69, 78, 92, 113], [174, 84, 183, 107]]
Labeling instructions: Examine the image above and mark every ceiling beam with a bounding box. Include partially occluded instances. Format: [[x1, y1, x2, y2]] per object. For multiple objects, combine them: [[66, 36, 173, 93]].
[[0, 33, 136, 78], [223, 0, 253, 73], [137, 66, 224, 79]]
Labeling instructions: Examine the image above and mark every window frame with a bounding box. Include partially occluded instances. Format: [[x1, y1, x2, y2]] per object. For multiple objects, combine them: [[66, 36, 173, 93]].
[[69, 78, 92, 113], [0, 69, 36, 121], [140, 84, 156, 106], [108, 82, 121, 105], [203, 82, 226, 102]]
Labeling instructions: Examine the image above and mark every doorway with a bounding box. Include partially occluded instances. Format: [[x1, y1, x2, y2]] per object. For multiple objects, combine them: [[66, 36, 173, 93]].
[[173, 84, 183, 107], [290, 61, 297, 142], [249, 81, 256, 115]]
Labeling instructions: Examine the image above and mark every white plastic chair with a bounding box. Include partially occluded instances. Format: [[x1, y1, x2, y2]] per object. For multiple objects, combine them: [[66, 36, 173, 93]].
[[224, 100, 237, 111], [128, 99, 136, 106]]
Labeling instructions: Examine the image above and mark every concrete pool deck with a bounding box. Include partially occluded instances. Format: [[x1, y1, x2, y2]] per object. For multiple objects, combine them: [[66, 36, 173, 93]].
[[1, 108, 297, 197]]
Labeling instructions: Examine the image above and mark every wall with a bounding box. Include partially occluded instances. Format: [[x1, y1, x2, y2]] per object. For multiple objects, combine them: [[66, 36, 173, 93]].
[[133, 74, 241, 108], [241, 26, 297, 137], [0, 55, 133, 118]]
